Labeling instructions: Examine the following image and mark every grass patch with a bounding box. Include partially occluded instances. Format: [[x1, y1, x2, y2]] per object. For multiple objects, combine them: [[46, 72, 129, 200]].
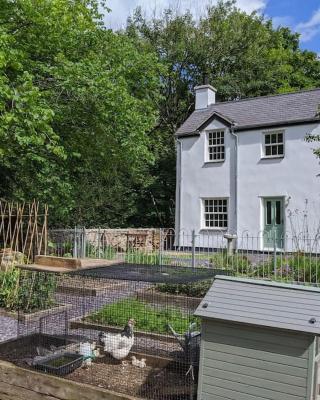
[[86, 298, 199, 334]]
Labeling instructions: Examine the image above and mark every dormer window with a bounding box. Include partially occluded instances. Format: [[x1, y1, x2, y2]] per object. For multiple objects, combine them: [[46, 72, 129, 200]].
[[263, 131, 284, 158], [207, 130, 225, 162]]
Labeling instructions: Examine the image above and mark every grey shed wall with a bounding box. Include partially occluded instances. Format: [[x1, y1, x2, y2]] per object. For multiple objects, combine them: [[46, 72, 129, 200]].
[[198, 319, 316, 400]]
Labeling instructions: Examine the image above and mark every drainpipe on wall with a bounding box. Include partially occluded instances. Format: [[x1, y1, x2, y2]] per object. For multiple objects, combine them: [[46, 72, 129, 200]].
[[230, 124, 238, 235], [175, 138, 183, 238]]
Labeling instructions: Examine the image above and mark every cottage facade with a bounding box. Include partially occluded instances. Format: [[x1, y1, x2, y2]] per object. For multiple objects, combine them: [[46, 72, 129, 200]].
[[175, 86, 320, 250]]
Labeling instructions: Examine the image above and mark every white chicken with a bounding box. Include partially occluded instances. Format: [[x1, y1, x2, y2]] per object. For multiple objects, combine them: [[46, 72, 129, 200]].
[[99, 319, 135, 361], [131, 356, 146, 368]]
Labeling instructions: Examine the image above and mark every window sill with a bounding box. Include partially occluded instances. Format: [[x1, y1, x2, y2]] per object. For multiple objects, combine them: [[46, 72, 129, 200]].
[[204, 160, 225, 164], [200, 228, 228, 232], [261, 155, 284, 160]]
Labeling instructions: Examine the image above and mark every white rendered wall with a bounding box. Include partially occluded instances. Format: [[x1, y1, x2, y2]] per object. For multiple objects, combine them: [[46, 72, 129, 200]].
[[176, 119, 236, 248], [176, 120, 320, 250], [237, 123, 320, 250]]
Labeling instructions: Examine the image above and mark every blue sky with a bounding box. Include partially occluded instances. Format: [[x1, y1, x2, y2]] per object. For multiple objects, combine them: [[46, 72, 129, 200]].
[[266, 0, 320, 53], [103, 0, 320, 54]]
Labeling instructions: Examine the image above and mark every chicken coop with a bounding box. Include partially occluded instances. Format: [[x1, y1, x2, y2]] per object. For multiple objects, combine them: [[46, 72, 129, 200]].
[[0, 262, 219, 400], [195, 276, 320, 400]]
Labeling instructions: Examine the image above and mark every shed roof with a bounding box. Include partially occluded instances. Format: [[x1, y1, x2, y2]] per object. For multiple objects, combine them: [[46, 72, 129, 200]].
[[195, 276, 320, 335], [176, 88, 320, 136]]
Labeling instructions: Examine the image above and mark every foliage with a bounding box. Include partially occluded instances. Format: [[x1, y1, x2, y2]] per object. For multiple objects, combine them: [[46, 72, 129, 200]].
[[1, 0, 320, 227], [87, 298, 199, 334], [0, 0, 162, 226], [209, 251, 251, 273], [0, 269, 57, 313], [126, 1, 320, 225], [86, 243, 116, 260], [0, 268, 20, 310], [155, 280, 212, 298], [229, 252, 320, 284], [125, 251, 161, 265]]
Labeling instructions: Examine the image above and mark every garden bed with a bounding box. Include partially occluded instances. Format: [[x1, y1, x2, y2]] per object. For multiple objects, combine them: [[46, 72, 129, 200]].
[[57, 277, 129, 297], [0, 303, 72, 322], [136, 288, 202, 309], [0, 334, 194, 400], [69, 319, 179, 343], [80, 298, 199, 334]]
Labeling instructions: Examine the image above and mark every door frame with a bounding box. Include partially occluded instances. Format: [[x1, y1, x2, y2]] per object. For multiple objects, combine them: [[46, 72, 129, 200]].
[[260, 196, 286, 251]]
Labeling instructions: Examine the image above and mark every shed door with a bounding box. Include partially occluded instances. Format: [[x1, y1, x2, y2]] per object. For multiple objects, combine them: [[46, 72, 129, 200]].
[[263, 198, 284, 249], [198, 321, 314, 400]]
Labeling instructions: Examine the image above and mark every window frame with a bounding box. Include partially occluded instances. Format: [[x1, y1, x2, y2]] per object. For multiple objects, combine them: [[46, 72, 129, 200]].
[[205, 129, 226, 163], [202, 198, 228, 230], [262, 130, 285, 159]]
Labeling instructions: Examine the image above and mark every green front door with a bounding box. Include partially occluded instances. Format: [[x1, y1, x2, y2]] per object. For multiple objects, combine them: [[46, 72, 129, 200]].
[[263, 198, 284, 249]]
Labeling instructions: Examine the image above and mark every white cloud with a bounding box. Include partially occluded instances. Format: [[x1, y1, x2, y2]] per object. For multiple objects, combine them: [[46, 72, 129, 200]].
[[272, 15, 294, 29], [103, 0, 268, 29], [296, 8, 320, 42]]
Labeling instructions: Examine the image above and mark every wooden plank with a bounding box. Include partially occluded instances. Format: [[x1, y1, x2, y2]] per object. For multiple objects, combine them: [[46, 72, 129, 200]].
[[203, 348, 308, 377], [204, 320, 310, 348], [203, 330, 309, 359], [35, 255, 81, 269], [70, 320, 178, 343], [0, 360, 140, 400], [202, 379, 306, 400], [0, 381, 57, 400], [202, 366, 307, 396], [203, 358, 307, 386], [202, 340, 308, 368]]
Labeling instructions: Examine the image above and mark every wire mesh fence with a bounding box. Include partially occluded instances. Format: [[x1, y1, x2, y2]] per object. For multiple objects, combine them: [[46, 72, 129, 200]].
[[0, 266, 221, 399], [48, 228, 320, 285]]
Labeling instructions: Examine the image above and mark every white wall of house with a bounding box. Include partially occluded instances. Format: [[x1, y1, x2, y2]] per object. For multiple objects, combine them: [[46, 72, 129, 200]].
[[175, 120, 320, 250], [237, 122, 320, 249]]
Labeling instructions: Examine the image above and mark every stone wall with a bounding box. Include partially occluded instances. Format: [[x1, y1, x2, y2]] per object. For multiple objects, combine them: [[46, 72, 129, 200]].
[[49, 228, 163, 253]]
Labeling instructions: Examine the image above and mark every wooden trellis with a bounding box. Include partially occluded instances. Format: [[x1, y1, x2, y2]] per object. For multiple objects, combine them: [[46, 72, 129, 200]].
[[0, 200, 48, 269]]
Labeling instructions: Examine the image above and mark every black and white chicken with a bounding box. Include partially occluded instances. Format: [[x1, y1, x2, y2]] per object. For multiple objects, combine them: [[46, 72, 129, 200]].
[[99, 319, 135, 360]]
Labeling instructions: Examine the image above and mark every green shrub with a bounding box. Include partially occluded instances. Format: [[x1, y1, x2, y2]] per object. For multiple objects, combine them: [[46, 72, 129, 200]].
[[209, 252, 251, 273], [0, 268, 57, 313], [87, 298, 199, 334], [0, 268, 20, 310], [155, 279, 213, 298]]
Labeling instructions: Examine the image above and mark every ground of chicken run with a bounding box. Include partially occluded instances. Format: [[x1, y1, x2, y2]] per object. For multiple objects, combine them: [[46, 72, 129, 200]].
[[0, 277, 194, 398]]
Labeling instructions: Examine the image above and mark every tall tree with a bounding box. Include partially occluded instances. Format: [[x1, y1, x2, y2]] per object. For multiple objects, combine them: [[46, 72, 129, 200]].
[[0, 0, 162, 226], [126, 0, 320, 227]]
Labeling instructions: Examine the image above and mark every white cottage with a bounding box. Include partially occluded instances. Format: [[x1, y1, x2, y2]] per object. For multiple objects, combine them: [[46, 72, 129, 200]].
[[175, 86, 320, 250]]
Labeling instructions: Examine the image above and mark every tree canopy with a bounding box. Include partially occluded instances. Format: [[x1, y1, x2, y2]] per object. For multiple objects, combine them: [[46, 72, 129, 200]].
[[0, 0, 319, 227]]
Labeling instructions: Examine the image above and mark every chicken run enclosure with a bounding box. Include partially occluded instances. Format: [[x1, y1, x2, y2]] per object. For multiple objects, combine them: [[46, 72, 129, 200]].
[[0, 264, 220, 400]]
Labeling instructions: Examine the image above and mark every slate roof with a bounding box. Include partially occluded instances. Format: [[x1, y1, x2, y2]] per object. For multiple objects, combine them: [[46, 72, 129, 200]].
[[176, 88, 320, 136], [195, 276, 320, 334]]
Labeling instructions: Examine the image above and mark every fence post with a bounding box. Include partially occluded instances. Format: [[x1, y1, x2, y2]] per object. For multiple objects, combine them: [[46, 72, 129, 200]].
[[82, 227, 86, 259], [273, 233, 277, 278], [73, 226, 78, 258], [159, 228, 163, 267], [191, 229, 196, 270], [97, 227, 101, 259]]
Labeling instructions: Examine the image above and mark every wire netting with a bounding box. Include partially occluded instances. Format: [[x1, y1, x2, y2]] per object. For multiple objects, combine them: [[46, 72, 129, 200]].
[[0, 264, 219, 399]]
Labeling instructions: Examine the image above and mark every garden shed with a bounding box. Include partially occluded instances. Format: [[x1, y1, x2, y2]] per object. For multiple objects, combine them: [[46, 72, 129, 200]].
[[195, 276, 320, 400]]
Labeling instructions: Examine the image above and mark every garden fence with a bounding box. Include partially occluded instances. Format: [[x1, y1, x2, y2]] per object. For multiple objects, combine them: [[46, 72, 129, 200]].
[[48, 228, 320, 286], [0, 264, 215, 399]]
